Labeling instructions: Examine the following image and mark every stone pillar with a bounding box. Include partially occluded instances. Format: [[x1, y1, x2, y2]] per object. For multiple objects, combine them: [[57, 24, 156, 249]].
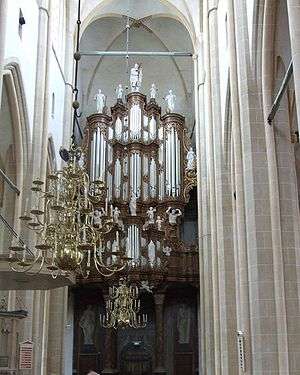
[[154, 293, 166, 375], [226, 0, 253, 374], [194, 38, 215, 375], [287, 0, 300, 123], [0, 0, 8, 101], [102, 295, 118, 374], [47, 287, 68, 375], [232, 1, 280, 373], [261, 2, 290, 374], [203, 1, 221, 373], [30, 0, 51, 182], [62, 0, 75, 150]]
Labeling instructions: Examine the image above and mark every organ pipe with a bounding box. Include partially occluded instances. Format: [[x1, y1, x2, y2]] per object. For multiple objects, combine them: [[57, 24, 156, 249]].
[[86, 91, 195, 269]]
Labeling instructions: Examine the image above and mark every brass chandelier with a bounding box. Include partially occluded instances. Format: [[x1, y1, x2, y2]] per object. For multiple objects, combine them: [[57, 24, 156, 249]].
[[10, 144, 127, 277], [100, 279, 147, 329], [8, 0, 128, 278]]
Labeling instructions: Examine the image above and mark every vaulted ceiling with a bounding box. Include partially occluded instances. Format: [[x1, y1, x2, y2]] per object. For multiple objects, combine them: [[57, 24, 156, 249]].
[[78, 0, 196, 132]]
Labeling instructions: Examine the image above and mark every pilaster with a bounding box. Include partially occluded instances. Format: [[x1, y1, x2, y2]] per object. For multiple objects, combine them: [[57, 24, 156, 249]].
[[0, 0, 8, 101], [153, 293, 166, 375], [47, 287, 67, 375], [102, 295, 118, 375], [287, 0, 300, 123]]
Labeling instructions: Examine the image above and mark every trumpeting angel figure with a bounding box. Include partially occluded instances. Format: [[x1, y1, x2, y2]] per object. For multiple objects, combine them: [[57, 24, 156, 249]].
[[94, 89, 106, 113], [165, 89, 176, 113], [130, 63, 143, 92]]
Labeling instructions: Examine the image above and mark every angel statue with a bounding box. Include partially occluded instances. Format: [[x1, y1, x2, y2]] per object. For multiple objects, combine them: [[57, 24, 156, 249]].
[[165, 89, 176, 113], [166, 207, 182, 225], [147, 206, 156, 224], [186, 147, 196, 170], [129, 192, 137, 216], [116, 84, 123, 100], [94, 89, 106, 113], [150, 83, 157, 99], [130, 63, 143, 92], [156, 216, 164, 231]]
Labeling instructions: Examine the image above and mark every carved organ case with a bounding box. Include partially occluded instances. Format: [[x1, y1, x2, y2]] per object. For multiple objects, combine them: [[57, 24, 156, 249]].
[[84, 93, 196, 268]]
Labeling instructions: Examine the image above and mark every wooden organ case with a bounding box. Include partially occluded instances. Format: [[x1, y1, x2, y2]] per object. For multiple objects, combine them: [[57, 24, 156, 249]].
[[73, 93, 199, 375]]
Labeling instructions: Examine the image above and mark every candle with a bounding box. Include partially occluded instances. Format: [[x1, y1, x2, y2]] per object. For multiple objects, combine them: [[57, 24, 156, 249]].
[[105, 198, 108, 214], [83, 226, 87, 243], [84, 186, 88, 208]]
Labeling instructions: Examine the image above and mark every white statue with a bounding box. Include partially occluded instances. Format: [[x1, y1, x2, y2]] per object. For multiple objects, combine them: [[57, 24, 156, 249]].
[[150, 83, 157, 99], [113, 207, 120, 222], [177, 304, 191, 344], [147, 207, 156, 224], [148, 240, 156, 265], [166, 207, 182, 225], [186, 147, 196, 170], [94, 89, 106, 113], [79, 305, 95, 345], [129, 193, 137, 216], [140, 280, 153, 293], [113, 207, 124, 229], [93, 209, 105, 227], [116, 84, 123, 100], [156, 216, 164, 231], [130, 63, 143, 92], [163, 246, 172, 256], [165, 89, 176, 113]]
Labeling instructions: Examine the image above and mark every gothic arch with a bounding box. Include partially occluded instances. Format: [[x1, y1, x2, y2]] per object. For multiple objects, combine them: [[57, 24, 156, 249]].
[[1, 61, 30, 232], [83, 15, 190, 104], [79, 0, 197, 46]]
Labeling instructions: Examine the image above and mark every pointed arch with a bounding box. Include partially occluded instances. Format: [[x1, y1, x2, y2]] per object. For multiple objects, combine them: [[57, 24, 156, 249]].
[[0, 61, 31, 236]]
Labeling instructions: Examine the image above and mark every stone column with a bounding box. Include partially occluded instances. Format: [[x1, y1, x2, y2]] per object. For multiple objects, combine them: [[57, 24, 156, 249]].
[[261, 2, 290, 374], [30, 0, 51, 182], [62, 0, 75, 150], [204, 1, 221, 373], [154, 293, 166, 375], [226, 0, 253, 374], [47, 287, 68, 375], [194, 38, 215, 375], [102, 295, 118, 374], [0, 0, 8, 101], [287, 0, 300, 122], [232, 1, 280, 373]]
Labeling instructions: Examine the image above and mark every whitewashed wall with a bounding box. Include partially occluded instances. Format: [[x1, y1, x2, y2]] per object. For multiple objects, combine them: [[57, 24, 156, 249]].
[[48, 48, 67, 166], [3, 0, 69, 162], [4, 0, 39, 132]]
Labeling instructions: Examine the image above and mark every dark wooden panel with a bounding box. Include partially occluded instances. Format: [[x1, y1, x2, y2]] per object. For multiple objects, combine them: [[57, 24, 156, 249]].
[[79, 353, 101, 375], [174, 353, 193, 375]]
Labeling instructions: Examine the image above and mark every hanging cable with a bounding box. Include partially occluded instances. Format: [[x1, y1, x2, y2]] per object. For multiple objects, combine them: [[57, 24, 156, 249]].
[[124, 0, 131, 77], [0, 213, 34, 256], [126, 9, 130, 75], [72, 0, 82, 144]]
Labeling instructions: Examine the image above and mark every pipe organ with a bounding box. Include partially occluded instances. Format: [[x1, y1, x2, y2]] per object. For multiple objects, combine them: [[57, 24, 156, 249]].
[[84, 92, 196, 269]]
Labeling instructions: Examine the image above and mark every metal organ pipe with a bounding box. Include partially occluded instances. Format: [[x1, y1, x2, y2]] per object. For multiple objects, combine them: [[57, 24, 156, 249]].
[[100, 133, 105, 181], [137, 153, 141, 197], [172, 127, 176, 197], [165, 136, 169, 195], [90, 132, 95, 181], [135, 153, 137, 196], [176, 135, 180, 196], [174, 130, 176, 196], [95, 128, 100, 180]]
